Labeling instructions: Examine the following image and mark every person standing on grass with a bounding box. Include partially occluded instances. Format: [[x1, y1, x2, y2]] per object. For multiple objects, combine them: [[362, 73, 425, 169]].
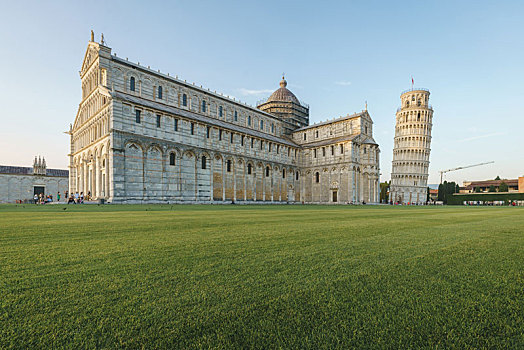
[[74, 192, 79, 204], [80, 192, 84, 204], [57, 192, 61, 202], [33, 194, 38, 204], [65, 190, 69, 201]]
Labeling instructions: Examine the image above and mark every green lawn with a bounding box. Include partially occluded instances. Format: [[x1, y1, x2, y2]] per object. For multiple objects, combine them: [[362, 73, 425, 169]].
[[0, 204, 522, 349]]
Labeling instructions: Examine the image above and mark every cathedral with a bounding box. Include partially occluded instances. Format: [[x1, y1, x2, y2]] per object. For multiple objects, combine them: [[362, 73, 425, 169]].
[[69, 33, 380, 204]]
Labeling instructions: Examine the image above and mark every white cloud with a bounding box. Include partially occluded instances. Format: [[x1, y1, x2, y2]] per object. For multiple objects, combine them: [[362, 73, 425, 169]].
[[335, 81, 352, 86], [237, 88, 274, 96], [457, 132, 506, 143]]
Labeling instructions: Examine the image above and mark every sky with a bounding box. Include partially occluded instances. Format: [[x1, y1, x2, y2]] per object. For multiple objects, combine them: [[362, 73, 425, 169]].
[[0, 0, 523, 185]]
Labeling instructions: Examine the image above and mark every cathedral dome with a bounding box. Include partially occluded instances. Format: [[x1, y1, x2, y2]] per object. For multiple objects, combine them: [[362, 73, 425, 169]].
[[266, 76, 300, 104]]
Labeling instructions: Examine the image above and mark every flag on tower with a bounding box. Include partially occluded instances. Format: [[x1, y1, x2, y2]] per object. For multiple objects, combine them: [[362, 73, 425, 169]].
[[411, 77, 414, 85]]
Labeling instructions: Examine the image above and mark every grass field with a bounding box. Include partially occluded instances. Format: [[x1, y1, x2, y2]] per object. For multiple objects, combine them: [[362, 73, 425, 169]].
[[0, 204, 522, 349]]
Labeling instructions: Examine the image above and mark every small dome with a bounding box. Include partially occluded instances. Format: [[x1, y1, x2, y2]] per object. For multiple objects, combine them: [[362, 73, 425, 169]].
[[267, 76, 300, 104]]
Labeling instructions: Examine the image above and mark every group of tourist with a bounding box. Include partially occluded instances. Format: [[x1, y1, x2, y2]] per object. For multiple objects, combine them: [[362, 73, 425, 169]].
[[67, 191, 86, 204], [33, 193, 56, 204], [31, 191, 93, 204]]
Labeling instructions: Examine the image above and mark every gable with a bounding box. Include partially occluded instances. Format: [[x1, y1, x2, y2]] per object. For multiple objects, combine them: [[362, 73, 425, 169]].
[[80, 43, 99, 78]]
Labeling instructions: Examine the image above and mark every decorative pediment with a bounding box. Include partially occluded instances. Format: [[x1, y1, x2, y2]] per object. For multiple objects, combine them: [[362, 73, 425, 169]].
[[80, 43, 99, 77]]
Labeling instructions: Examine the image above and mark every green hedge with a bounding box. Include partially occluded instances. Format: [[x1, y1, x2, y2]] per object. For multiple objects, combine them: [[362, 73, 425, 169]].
[[449, 192, 524, 205]]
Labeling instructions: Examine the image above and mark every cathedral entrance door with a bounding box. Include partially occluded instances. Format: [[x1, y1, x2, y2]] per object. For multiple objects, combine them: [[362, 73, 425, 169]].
[[34, 186, 45, 197], [332, 190, 338, 203]]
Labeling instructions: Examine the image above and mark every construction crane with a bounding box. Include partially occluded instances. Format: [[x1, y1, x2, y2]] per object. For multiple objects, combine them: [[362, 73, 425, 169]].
[[439, 161, 494, 184]]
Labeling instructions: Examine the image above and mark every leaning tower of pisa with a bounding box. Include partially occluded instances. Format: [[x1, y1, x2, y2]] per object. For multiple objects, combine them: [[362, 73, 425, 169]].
[[390, 88, 433, 204]]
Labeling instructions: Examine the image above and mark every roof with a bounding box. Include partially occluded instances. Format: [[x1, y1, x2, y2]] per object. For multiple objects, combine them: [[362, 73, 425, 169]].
[[113, 92, 299, 148], [465, 179, 518, 188], [0, 166, 68, 177], [266, 77, 300, 104], [302, 134, 359, 148], [294, 111, 368, 132], [301, 133, 378, 148]]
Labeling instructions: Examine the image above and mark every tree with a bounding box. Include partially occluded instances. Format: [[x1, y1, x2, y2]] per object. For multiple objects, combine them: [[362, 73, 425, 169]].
[[437, 181, 458, 204], [488, 185, 497, 192], [499, 182, 508, 192], [438, 183, 444, 201], [495, 176, 501, 180], [380, 181, 390, 203], [474, 186, 482, 193]]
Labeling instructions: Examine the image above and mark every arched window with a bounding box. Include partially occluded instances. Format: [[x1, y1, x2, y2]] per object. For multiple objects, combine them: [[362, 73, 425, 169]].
[[234, 111, 238, 121], [182, 94, 187, 106], [296, 171, 299, 180], [130, 77, 135, 91], [417, 112, 420, 121], [158, 86, 163, 99], [169, 152, 176, 166], [260, 120, 264, 130], [227, 160, 232, 172], [219, 106, 223, 118], [201, 156, 207, 169], [271, 124, 275, 133], [247, 163, 252, 175], [266, 166, 270, 177], [315, 172, 320, 183], [202, 100, 206, 113], [282, 169, 286, 178], [248, 115, 251, 126]]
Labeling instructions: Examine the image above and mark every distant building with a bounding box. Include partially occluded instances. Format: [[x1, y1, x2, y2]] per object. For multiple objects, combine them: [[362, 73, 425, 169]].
[[519, 177, 524, 193], [429, 189, 438, 201], [0, 157, 69, 203], [462, 179, 519, 193]]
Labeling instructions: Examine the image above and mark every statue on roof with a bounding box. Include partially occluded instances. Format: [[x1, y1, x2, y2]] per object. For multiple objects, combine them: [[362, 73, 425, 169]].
[[90, 30, 94, 42]]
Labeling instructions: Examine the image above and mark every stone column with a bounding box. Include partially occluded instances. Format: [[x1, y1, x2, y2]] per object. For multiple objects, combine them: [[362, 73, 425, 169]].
[[221, 159, 225, 202], [209, 155, 214, 202], [95, 156, 100, 198]]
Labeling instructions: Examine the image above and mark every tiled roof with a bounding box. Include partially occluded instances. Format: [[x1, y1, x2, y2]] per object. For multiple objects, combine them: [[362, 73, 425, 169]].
[[0, 166, 68, 177], [114, 92, 300, 148], [0, 166, 32, 175], [266, 77, 300, 104], [465, 179, 518, 188], [47, 169, 69, 177]]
